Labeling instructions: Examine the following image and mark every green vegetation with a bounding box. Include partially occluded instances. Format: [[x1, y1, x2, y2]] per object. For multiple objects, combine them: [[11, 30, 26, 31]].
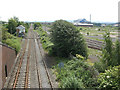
[[34, 27, 53, 51], [53, 55, 99, 88], [50, 20, 88, 58], [114, 40, 120, 65], [34, 22, 41, 30], [3, 38, 21, 53], [2, 26, 22, 53], [98, 65, 120, 89], [94, 32, 120, 73], [101, 32, 120, 66], [78, 26, 118, 37], [7, 17, 18, 34], [1, 17, 29, 53], [4, 16, 30, 35], [88, 48, 102, 56], [34, 21, 120, 89], [102, 32, 114, 66]]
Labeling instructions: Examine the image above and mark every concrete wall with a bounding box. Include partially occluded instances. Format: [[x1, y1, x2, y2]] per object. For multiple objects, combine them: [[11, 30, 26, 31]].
[[0, 43, 16, 88]]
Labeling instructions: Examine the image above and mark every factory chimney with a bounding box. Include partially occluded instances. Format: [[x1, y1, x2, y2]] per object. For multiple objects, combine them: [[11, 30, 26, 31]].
[[90, 14, 91, 23]]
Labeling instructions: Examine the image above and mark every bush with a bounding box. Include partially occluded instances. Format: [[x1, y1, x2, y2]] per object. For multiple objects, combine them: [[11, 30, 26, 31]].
[[51, 20, 88, 58], [79, 28, 82, 30], [97, 65, 120, 89], [101, 32, 120, 67], [54, 57, 99, 88], [113, 40, 120, 65], [60, 75, 85, 88], [94, 61, 107, 73], [34, 22, 41, 30], [35, 27, 53, 51], [4, 38, 21, 53], [102, 32, 114, 66]]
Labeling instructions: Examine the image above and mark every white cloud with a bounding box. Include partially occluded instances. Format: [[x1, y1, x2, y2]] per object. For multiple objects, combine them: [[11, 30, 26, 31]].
[[0, 0, 119, 22]]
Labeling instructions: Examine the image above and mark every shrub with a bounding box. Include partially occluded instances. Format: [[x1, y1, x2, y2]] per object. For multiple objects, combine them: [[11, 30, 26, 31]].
[[36, 27, 53, 51], [113, 40, 120, 65], [97, 65, 120, 89], [5, 38, 21, 53], [50, 20, 88, 58], [94, 61, 107, 73], [60, 75, 85, 88], [102, 32, 114, 66], [54, 57, 99, 88]]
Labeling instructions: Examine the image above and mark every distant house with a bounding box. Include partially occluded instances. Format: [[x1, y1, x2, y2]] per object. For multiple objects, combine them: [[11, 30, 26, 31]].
[[16, 25, 25, 34]]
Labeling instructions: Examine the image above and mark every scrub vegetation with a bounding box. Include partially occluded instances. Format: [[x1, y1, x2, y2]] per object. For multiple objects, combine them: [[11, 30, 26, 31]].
[[1, 17, 30, 53], [34, 20, 120, 89]]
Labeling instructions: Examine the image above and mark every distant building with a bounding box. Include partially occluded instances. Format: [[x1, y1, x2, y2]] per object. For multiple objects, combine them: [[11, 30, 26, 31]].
[[113, 24, 119, 27], [73, 23, 93, 27], [101, 24, 106, 27], [74, 18, 89, 23], [73, 18, 93, 27], [16, 25, 25, 34]]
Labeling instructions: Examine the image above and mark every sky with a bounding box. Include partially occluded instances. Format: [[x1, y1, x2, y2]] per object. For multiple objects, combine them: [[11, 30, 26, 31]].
[[0, 0, 120, 22]]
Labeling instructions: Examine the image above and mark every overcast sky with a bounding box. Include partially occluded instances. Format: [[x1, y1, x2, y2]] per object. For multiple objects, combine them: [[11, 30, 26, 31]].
[[0, 0, 120, 22]]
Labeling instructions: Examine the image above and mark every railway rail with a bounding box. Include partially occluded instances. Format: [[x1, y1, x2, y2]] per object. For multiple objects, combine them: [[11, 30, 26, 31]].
[[86, 39, 105, 50], [4, 25, 53, 89]]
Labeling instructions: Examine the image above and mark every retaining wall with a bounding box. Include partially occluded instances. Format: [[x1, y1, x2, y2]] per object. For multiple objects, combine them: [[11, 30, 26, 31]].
[[0, 42, 16, 88]]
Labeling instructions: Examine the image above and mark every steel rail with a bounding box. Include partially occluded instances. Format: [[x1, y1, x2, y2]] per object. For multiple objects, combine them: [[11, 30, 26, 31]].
[[12, 39, 28, 88]]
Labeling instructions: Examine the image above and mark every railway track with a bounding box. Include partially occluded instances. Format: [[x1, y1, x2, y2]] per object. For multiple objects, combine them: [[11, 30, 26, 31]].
[[86, 39, 105, 50], [4, 25, 53, 89]]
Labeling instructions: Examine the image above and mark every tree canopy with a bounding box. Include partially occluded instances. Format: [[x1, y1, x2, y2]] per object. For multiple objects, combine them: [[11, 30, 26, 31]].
[[50, 20, 88, 58], [34, 22, 41, 30], [7, 18, 17, 34]]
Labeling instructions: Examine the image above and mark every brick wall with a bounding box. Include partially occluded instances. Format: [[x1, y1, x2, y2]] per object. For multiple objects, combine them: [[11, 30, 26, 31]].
[[1, 43, 16, 88], [0, 44, 2, 89]]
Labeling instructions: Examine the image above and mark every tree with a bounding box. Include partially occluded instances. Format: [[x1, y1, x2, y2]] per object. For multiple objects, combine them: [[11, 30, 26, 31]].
[[102, 32, 113, 66], [50, 20, 88, 58], [34, 22, 41, 30], [13, 16, 19, 24], [114, 40, 120, 65], [101, 32, 120, 66], [7, 18, 17, 34]]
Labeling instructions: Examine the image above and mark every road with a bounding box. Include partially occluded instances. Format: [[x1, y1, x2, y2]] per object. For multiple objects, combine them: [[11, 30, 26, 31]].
[[4, 25, 53, 88]]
